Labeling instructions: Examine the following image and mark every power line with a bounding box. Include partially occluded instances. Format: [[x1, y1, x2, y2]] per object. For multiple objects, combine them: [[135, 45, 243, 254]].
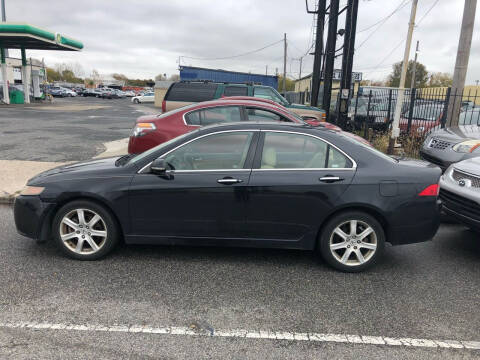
[[180, 39, 283, 61], [361, 0, 441, 75], [357, 0, 410, 33], [355, 0, 412, 50]]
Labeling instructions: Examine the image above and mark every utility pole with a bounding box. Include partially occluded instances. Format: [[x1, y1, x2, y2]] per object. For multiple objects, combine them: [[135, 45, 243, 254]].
[[1, 0, 8, 58], [265, 65, 268, 76], [410, 40, 419, 92], [388, 0, 418, 155], [446, 0, 477, 127], [299, 57, 303, 80], [322, 0, 340, 120], [283, 33, 287, 95], [339, 0, 359, 123], [309, 0, 327, 107]]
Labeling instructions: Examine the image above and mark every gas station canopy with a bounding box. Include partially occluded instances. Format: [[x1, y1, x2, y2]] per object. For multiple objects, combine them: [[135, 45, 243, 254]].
[[0, 23, 83, 104], [0, 23, 83, 51]]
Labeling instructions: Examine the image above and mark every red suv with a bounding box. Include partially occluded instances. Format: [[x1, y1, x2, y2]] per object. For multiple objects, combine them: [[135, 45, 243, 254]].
[[127, 98, 366, 154]]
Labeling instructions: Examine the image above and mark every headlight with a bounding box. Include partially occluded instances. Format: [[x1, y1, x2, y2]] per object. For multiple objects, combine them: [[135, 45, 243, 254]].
[[20, 186, 45, 196], [132, 123, 156, 137], [452, 139, 480, 153]]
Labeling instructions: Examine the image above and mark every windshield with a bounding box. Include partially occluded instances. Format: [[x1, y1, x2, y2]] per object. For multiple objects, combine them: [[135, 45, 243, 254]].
[[340, 132, 398, 163], [127, 130, 199, 165], [269, 88, 290, 106]]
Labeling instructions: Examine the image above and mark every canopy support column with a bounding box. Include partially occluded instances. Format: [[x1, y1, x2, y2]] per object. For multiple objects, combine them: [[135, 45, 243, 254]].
[[1, 47, 9, 104], [21, 46, 30, 103]]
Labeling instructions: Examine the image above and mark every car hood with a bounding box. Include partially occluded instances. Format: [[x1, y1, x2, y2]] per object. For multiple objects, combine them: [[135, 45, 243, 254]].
[[288, 103, 325, 113], [454, 157, 480, 175], [430, 125, 480, 142], [28, 157, 122, 184]]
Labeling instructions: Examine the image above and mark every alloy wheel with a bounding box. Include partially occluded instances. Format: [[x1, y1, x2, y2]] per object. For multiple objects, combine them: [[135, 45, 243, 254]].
[[329, 220, 377, 266], [59, 208, 107, 254]]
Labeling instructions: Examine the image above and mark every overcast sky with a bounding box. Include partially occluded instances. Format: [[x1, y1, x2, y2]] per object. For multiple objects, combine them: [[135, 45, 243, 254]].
[[4, 0, 480, 83]]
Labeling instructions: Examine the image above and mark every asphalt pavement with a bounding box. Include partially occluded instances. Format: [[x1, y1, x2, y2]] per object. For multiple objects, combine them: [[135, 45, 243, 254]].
[[0, 96, 157, 162], [0, 204, 478, 359]]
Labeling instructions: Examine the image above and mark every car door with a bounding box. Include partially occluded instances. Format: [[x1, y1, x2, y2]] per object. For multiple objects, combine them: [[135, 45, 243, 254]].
[[245, 130, 356, 246], [128, 130, 259, 239]]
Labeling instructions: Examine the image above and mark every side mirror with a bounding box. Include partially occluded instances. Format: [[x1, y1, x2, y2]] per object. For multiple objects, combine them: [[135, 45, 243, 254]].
[[150, 158, 167, 174]]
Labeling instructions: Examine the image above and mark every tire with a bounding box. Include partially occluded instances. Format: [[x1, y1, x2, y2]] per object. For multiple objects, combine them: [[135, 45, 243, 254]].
[[134, 98, 140, 104], [318, 211, 385, 272], [52, 200, 120, 260]]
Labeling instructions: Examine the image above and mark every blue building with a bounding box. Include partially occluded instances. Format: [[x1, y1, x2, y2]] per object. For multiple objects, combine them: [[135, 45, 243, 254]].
[[179, 66, 278, 89]]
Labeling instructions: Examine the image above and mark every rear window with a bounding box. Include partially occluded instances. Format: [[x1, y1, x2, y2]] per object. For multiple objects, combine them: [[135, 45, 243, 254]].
[[223, 86, 248, 96], [166, 82, 218, 102]]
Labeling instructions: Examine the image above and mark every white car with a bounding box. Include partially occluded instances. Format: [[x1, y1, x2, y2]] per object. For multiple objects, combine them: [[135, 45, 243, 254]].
[[124, 91, 135, 97], [439, 157, 480, 232], [61, 87, 77, 97], [132, 92, 154, 104]]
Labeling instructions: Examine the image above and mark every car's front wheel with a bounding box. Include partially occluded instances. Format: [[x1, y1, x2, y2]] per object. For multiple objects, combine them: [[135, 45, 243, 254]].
[[52, 200, 119, 260], [134, 98, 140, 104], [318, 211, 385, 272]]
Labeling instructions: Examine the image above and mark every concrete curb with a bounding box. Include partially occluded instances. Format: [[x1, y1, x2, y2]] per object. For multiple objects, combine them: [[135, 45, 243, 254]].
[[0, 138, 129, 205]]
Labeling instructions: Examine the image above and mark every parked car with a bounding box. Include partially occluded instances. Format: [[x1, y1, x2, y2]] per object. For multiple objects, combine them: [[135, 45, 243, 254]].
[[49, 87, 66, 97], [399, 104, 444, 134], [420, 109, 480, 171], [439, 157, 480, 232], [128, 98, 369, 154], [162, 81, 327, 122], [61, 87, 77, 97], [14, 122, 441, 271], [219, 96, 326, 126], [124, 90, 136, 97], [132, 92, 154, 104]]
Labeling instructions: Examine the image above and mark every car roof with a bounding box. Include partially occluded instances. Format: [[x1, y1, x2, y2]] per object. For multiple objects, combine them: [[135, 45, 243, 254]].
[[197, 121, 314, 133]]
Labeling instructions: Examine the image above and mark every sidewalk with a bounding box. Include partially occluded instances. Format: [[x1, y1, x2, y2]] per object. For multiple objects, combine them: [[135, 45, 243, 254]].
[[0, 138, 129, 204]]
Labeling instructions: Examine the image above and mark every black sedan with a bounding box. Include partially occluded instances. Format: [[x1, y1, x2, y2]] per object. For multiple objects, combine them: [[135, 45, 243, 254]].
[[14, 123, 442, 272]]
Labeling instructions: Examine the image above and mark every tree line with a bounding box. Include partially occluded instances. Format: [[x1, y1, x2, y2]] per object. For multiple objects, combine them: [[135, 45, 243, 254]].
[[45, 62, 178, 87], [362, 60, 454, 88]]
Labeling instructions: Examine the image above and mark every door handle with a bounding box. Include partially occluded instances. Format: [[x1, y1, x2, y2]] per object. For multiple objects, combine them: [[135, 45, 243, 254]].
[[319, 176, 344, 183], [217, 178, 243, 184]]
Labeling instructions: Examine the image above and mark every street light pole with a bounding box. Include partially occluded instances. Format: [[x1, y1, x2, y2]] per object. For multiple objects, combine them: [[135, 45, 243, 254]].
[[388, 0, 418, 155], [1, 0, 8, 58]]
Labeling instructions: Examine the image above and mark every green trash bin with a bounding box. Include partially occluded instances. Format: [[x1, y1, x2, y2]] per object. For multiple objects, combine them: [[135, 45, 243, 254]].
[[10, 90, 25, 104]]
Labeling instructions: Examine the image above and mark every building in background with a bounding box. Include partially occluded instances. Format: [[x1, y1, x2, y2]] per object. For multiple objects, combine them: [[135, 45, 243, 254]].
[[0, 57, 46, 98], [179, 66, 278, 88], [294, 69, 362, 105]]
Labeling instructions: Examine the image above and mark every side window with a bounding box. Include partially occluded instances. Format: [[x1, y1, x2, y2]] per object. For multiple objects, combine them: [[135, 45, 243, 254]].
[[166, 82, 218, 102], [164, 132, 254, 171], [185, 106, 242, 126], [254, 87, 275, 101], [224, 86, 248, 96], [260, 132, 352, 169], [246, 108, 290, 122]]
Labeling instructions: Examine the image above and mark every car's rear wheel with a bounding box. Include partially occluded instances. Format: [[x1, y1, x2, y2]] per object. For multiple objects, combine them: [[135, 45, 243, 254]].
[[318, 211, 385, 272], [52, 200, 119, 260]]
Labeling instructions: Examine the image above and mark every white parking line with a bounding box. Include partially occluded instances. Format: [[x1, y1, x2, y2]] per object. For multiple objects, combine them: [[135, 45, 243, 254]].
[[0, 321, 478, 350]]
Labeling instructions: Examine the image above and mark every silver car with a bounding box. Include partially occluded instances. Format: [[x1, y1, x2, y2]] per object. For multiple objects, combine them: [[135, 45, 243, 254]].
[[439, 157, 480, 231]]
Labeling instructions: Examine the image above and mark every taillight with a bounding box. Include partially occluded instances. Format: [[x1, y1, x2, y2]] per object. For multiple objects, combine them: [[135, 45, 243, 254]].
[[162, 100, 166, 113], [418, 184, 439, 197], [132, 122, 156, 137]]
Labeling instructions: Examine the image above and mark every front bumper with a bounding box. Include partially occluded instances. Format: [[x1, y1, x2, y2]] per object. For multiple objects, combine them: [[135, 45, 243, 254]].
[[14, 195, 55, 240]]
